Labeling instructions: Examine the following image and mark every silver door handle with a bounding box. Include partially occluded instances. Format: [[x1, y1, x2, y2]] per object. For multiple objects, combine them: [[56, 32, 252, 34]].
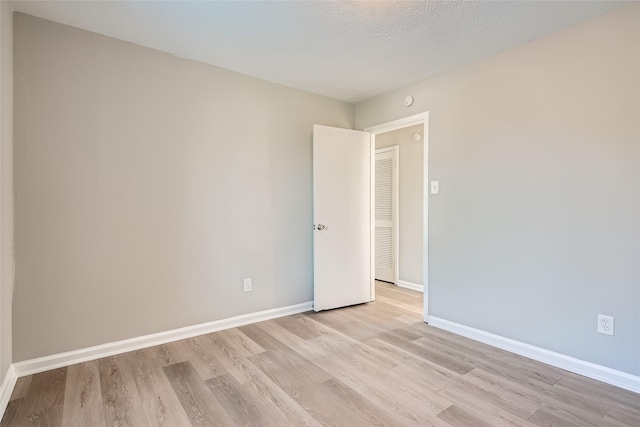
[[316, 224, 327, 231]]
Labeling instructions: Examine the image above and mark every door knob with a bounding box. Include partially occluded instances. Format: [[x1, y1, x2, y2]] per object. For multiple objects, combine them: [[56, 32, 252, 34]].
[[316, 224, 327, 231]]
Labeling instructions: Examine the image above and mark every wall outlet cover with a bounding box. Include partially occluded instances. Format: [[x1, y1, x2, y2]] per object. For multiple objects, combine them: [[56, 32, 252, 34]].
[[597, 314, 614, 336]]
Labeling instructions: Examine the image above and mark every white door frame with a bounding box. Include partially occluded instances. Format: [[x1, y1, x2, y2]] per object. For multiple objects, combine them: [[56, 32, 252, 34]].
[[374, 146, 399, 285], [365, 112, 429, 321]]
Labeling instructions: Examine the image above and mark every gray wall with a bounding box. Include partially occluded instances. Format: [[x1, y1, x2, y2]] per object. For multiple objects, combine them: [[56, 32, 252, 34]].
[[0, 1, 13, 382], [375, 125, 423, 286], [13, 14, 354, 361], [357, 4, 640, 376]]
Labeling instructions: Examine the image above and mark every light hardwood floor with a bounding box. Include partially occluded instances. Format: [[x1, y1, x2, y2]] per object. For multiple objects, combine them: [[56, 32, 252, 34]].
[[2, 282, 639, 426]]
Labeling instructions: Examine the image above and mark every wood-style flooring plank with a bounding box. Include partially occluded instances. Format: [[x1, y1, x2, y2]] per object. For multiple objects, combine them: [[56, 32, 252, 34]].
[[303, 308, 388, 341], [258, 317, 362, 361], [140, 343, 184, 368], [61, 361, 106, 427], [411, 334, 562, 396], [248, 349, 332, 394], [241, 371, 321, 427], [15, 367, 66, 427], [375, 294, 424, 314], [366, 339, 539, 426], [126, 350, 191, 426], [163, 361, 234, 426], [342, 304, 417, 334], [215, 328, 266, 357], [410, 323, 534, 366], [292, 378, 402, 427], [98, 355, 148, 426], [375, 284, 423, 306], [9, 376, 32, 402], [392, 362, 539, 427], [437, 404, 495, 427], [165, 337, 226, 381], [463, 367, 608, 427], [238, 323, 294, 353], [199, 333, 261, 384], [312, 347, 451, 425], [377, 331, 474, 375], [274, 316, 322, 341], [205, 374, 292, 426], [600, 405, 640, 427], [553, 374, 640, 413], [527, 409, 583, 427], [0, 399, 24, 427], [254, 320, 332, 360], [412, 327, 561, 387]]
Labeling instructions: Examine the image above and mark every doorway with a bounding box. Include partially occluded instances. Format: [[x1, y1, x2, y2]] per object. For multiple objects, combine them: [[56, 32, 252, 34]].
[[366, 112, 429, 321]]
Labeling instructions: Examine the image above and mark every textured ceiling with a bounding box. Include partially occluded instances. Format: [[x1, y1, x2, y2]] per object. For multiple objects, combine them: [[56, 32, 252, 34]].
[[10, 0, 626, 103]]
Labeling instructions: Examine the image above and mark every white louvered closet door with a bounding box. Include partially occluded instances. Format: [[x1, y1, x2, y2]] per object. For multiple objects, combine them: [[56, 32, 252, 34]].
[[375, 147, 398, 283]]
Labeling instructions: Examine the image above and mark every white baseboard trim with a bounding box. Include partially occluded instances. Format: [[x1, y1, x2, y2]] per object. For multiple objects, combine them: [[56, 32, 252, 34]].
[[0, 365, 17, 417], [397, 280, 424, 293], [427, 316, 640, 394], [13, 301, 313, 378]]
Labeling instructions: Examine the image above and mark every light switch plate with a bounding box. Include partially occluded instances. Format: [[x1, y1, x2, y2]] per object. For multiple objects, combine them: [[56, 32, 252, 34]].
[[430, 181, 439, 194]]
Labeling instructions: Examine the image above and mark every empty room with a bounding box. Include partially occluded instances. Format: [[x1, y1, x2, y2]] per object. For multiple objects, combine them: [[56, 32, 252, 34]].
[[0, 1, 638, 426]]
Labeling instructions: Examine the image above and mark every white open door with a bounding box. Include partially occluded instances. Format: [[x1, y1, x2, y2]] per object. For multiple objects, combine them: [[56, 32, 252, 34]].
[[313, 125, 373, 312]]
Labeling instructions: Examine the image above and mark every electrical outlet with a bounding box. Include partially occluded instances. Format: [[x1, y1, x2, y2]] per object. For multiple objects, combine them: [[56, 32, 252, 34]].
[[597, 314, 614, 336], [243, 278, 252, 292]]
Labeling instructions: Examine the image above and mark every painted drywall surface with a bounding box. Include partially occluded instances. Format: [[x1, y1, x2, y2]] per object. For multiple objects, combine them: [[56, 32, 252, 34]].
[[0, 1, 13, 382], [375, 124, 423, 285], [357, 4, 640, 375], [13, 14, 354, 361]]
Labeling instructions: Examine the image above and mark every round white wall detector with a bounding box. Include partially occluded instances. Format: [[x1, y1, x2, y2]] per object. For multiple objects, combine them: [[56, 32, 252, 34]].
[[404, 96, 414, 107], [413, 133, 422, 141]]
